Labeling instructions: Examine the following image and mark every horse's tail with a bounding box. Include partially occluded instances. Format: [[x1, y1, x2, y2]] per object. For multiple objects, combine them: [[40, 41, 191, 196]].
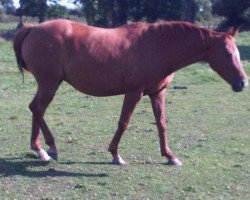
[[13, 25, 32, 74]]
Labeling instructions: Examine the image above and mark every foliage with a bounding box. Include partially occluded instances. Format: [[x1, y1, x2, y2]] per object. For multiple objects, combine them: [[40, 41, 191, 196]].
[[16, 0, 69, 23], [1, 0, 249, 30], [46, 4, 69, 19], [75, 0, 221, 28], [77, 0, 196, 27], [212, 0, 250, 30], [195, 0, 213, 24], [0, 0, 15, 14], [0, 0, 15, 21], [16, 0, 48, 22]]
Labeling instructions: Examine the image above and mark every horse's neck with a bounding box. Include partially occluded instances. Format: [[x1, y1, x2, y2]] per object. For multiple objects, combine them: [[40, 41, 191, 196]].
[[148, 23, 215, 73], [171, 29, 222, 69]]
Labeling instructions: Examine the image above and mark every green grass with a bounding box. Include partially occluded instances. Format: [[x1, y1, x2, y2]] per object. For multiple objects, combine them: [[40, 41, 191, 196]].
[[0, 22, 17, 30], [0, 32, 250, 199]]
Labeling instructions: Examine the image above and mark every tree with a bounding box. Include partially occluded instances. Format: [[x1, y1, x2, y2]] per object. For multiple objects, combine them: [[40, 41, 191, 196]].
[[16, 0, 48, 23], [195, 0, 214, 26], [46, 4, 69, 19], [80, 0, 96, 25], [212, 0, 250, 30], [16, 0, 71, 23], [76, 0, 197, 27], [182, 0, 196, 22], [0, 0, 15, 15]]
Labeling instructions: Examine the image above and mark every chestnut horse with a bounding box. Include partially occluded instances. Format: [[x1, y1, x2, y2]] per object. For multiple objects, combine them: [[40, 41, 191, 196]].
[[13, 19, 248, 166]]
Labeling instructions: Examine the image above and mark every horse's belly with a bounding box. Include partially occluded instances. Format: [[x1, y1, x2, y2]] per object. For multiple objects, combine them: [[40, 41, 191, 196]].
[[67, 80, 124, 96], [64, 67, 125, 97]]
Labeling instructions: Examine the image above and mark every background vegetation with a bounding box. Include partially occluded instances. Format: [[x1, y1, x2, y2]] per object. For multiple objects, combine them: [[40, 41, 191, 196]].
[[0, 0, 250, 29]]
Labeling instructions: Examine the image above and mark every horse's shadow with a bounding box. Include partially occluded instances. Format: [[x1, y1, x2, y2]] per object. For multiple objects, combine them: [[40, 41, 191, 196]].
[[0, 155, 109, 178]]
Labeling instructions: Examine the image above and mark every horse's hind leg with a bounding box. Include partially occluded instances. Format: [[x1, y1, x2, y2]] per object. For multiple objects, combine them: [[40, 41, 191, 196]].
[[29, 82, 61, 161], [108, 91, 143, 165], [149, 89, 182, 166], [29, 93, 50, 161]]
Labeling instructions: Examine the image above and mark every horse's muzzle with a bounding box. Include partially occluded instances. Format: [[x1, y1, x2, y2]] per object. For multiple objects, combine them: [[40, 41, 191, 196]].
[[232, 78, 249, 92]]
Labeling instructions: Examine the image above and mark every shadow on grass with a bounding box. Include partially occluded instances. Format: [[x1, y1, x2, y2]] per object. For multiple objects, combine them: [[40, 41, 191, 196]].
[[59, 160, 167, 166], [0, 156, 109, 178], [238, 45, 250, 60], [59, 161, 112, 165]]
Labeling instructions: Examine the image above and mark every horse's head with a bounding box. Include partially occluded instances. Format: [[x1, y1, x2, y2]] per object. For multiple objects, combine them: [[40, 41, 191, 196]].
[[207, 28, 248, 92]]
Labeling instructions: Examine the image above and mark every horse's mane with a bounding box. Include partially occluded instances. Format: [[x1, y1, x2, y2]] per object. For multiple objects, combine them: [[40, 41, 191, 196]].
[[158, 20, 221, 35], [145, 21, 224, 47]]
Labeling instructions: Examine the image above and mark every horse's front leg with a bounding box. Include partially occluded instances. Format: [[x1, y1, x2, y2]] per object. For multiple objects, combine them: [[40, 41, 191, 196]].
[[149, 89, 182, 166], [108, 91, 143, 165]]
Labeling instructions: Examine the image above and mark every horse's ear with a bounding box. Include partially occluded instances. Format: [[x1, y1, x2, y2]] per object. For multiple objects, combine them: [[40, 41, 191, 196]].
[[226, 27, 239, 37]]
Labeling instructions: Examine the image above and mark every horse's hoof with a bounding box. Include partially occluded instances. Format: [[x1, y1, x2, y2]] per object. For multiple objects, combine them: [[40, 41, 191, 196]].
[[37, 149, 51, 161], [112, 155, 127, 165], [167, 158, 183, 166], [47, 149, 58, 160]]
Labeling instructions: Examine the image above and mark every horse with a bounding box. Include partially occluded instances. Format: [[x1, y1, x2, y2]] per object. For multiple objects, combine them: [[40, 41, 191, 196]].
[[13, 19, 248, 166]]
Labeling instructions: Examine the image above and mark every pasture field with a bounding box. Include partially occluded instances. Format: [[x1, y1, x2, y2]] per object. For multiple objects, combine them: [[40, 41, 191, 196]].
[[0, 23, 250, 199]]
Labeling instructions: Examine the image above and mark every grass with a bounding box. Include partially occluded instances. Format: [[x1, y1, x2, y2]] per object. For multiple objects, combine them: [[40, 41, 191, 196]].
[[0, 30, 250, 199]]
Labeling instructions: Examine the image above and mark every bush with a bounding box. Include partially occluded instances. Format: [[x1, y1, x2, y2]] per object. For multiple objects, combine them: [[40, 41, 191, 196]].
[[46, 4, 69, 19]]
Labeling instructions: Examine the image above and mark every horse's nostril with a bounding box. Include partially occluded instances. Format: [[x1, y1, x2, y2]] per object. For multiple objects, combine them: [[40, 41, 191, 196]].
[[232, 79, 248, 92], [240, 80, 245, 88]]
